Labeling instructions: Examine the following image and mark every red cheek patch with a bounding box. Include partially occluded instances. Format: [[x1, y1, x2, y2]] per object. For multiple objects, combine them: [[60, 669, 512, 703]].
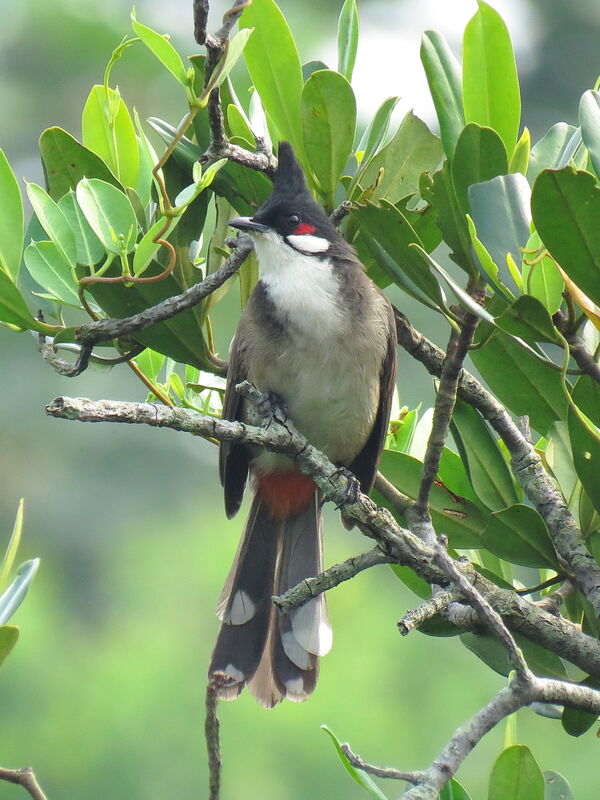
[[294, 223, 316, 235]]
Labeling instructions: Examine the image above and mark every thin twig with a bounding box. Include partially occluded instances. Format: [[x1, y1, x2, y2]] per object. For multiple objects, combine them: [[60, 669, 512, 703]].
[[205, 673, 228, 800], [555, 309, 600, 384], [398, 589, 459, 635], [273, 547, 392, 612], [374, 472, 413, 515], [341, 745, 425, 784], [0, 767, 49, 800], [330, 200, 353, 228]]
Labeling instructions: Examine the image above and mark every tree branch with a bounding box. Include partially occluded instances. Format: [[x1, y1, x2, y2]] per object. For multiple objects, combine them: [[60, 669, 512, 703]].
[[394, 307, 600, 620], [272, 547, 392, 612], [205, 673, 228, 800], [0, 767, 49, 800], [398, 589, 459, 636], [45, 395, 600, 678], [554, 309, 600, 384], [341, 745, 425, 784]]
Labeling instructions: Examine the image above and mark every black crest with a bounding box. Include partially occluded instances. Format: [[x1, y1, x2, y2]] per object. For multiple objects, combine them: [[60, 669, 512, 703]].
[[272, 142, 311, 201]]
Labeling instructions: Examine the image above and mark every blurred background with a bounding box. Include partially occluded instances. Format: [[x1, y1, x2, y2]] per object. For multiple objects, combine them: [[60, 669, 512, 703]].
[[0, 1, 599, 798]]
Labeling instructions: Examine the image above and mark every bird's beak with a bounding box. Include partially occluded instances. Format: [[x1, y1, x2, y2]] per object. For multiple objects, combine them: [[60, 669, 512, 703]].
[[229, 216, 270, 233]]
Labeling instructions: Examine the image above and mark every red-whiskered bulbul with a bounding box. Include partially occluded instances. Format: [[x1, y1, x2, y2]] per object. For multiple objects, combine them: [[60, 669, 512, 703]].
[[209, 142, 397, 707]]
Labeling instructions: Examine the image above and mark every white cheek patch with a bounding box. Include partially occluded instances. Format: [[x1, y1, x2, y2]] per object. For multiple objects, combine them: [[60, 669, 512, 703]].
[[286, 233, 330, 254]]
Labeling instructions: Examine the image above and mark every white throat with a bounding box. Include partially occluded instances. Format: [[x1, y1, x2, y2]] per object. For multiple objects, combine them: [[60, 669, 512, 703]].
[[251, 230, 346, 338]]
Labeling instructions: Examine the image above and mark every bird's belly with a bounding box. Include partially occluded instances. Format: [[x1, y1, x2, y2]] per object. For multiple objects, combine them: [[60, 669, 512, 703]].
[[248, 337, 380, 473]]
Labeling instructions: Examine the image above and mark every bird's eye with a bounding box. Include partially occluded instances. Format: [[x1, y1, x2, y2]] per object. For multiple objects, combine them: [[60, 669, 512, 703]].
[[287, 214, 300, 227]]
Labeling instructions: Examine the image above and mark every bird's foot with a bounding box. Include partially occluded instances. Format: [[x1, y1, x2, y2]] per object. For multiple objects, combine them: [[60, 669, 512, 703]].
[[256, 390, 289, 429], [330, 466, 361, 509]]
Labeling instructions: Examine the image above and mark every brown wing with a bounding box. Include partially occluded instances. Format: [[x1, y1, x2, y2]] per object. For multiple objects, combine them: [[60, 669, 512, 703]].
[[219, 329, 251, 519], [348, 301, 397, 494]]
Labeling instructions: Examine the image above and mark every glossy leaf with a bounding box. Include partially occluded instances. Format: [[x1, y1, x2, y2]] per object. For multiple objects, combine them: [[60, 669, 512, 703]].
[[351, 201, 445, 309], [0, 499, 24, 592], [0, 268, 54, 332], [495, 295, 562, 345], [420, 164, 478, 277], [376, 450, 486, 548], [450, 397, 518, 510], [462, 632, 567, 680], [0, 148, 24, 280], [25, 182, 77, 268], [509, 127, 530, 175], [466, 215, 514, 301], [470, 332, 568, 436], [579, 90, 600, 178], [337, 0, 359, 82], [420, 30, 464, 159], [544, 771, 574, 800], [240, 0, 305, 159], [24, 241, 80, 306], [568, 377, 600, 514], [468, 173, 531, 293], [0, 559, 40, 625], [360, 111, 443, 203], [132, 217, 178, 277], [134, 348, 165, 384], [131, 12, 188, 86], [561, 675, 600, 737], [489, 746, 544, 800], [227, 103, 254, 143], [207, 29, 254, 99], [521, 232, 564, 315], [481, 504, 558, 569], [57, 190, 105, 267], [440, 779, 472, 800], [301, 70, 356, 205], [357, 96, 400, 167], [39, 126, 121, 200], [451, 123, 508, 212], [527, 123, 577, 182], [82, 85, 140, 189], [463, 1, 521, 157], [321, 726, 388, 800], [76, 178, 138, 255], [0, 626, 19, 669], [532, 167, 600, 308]]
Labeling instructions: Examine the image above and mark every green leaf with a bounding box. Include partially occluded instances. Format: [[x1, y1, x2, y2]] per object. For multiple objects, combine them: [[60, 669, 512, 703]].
[[0, 626, 19, 669], [0, 148, 24, 280], [359, 111, 443, 203], [468, 173, 531, 293], [579, 90, 600, 178], [489, 746, 544, 800], [321, 726, 389, 800], [481, 504, 558, 569], [240, 0, 305, 160], [450, 397, 518, 510], [466, 215, 514, 301], [58, 190, 106, 267], [510, 127, 531, 175], [546, 423, 577, 506], [356, 96, 400, 167], [0, 268, 54, 332], [0, 499, 24, 592], [543, 771, 574, 800], [351, 201, 445, 310], [420, 164, 478, 277], [24, 241, 80, 306], [451, 124, 508, 212], [463, 1, 521, 157], [206, 29, 254, 99], [532, 167, 600, 308], [301, 70, 356, 206], [25, 182, 77, 268], [521, 231, 564, 315], [134, 347, 165, 383], [390, 564, 432, 600], [82, 85, 140, 189], [227, 104, 254, 143], [420, 30, 464, 160], [527, 123, 577, 182], [239, 249, 259, 308], [495, 295, 562, 345], [76, 178, 138, 255], [0, 559, 40, 625], [39, 126, 121, 201], [470, 331, 568, 436], [131, 12, 188, 86], [568, 376, 600, 514], [440, 778, 472, 800], [376, 450, 486, 548], [462, 632, 567, 680], [561, 675, 600, 737], [337, 0, 359, 82]]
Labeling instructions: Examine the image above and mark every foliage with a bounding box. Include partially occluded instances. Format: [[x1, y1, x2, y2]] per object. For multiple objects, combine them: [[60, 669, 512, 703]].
[[1, 0, 600, 797]]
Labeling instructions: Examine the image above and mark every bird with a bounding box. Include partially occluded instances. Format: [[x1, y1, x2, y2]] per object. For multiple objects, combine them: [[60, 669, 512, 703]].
[[209, 141, 397, 707]]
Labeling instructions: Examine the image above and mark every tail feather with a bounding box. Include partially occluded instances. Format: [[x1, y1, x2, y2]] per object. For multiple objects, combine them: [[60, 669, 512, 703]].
[[209, 488, 332, 706]]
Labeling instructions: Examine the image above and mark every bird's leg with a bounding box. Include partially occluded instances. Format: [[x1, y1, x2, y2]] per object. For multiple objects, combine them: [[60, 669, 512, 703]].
[[330, 466, 361, 508]]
